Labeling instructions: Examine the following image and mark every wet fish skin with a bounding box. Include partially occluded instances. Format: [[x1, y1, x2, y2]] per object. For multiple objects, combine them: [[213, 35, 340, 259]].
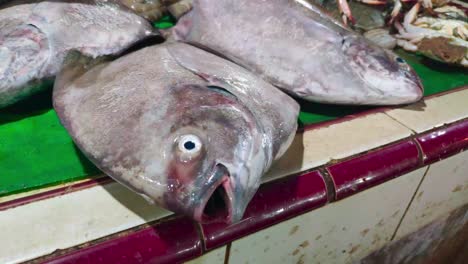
[[0, 1, 155, 107], [171, 0, 424, 105], [53, 42, 299, 224]]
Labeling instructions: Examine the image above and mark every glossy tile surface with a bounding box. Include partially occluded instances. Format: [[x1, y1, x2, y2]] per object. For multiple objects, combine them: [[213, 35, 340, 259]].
[[185, 246, 226, 264], [47, 217, 202, 264], [202, 170, 328, 250], [417, 120, 468, 165], [395, 150, 468, 239], [328, 140, 420, 200], [228, 168, 426, 264], [385, 88, 468, 133], [264, 113, 412, 182], [0, 182, 171, 263]]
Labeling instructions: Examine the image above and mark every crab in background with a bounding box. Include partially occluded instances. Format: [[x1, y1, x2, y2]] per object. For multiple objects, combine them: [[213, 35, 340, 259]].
[[337, 0, 467, 25], [395, 2, 467, 67]]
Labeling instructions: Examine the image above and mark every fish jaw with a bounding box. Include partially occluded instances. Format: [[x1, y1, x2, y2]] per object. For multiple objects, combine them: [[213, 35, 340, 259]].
[[176, 162, 261, 224]]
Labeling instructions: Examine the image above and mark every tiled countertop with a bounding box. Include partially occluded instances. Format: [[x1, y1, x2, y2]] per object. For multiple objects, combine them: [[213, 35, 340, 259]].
[[1, 86, 467, 264]]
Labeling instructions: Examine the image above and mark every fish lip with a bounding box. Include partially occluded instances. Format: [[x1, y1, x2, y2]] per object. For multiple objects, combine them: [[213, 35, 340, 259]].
[[193, 164, 235, 224]]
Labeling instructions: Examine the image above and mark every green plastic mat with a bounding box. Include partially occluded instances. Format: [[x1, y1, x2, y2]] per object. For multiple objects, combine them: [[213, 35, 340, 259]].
[[0, 18, 467, 197]]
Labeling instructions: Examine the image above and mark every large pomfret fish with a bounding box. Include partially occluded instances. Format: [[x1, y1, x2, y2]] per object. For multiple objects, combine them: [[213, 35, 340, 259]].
[[0, 1, 155, 107], [171, 0, 424, 105], [53, 42, 299, 223]]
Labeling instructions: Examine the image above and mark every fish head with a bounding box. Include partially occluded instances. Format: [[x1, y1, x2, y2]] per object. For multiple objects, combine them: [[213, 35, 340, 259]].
[[342, 35, 424, 104], [155, 84, 267, 224]]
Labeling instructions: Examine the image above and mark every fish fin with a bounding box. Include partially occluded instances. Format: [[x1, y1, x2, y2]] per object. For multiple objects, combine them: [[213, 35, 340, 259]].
[[53, 51, 111, 95]]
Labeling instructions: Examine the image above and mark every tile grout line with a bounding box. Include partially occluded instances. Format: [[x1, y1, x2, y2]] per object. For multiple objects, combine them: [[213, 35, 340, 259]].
[[390, 165, 431, 241], [224, 243, 231, 264], [194, 222, 208, 253], [383, 112, 418, 134], [318, 168, 337, 202]]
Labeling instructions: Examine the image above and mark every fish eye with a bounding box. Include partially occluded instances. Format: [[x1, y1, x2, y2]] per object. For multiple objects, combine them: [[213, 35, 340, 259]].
[[396, 57, 405, 63], [177, 134, 202, 155]]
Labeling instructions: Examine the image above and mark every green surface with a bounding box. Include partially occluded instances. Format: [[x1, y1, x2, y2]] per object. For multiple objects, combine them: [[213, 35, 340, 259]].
[[0, 18, 467, 197]]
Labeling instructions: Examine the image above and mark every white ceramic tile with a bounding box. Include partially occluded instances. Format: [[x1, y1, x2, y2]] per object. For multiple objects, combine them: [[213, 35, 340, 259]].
[[185, 246, 226, 264], [395, 151, 468, 239], [263, 113, 412, 182], [385, 88, 468, 133], [230, 168, 426, 264], [0, 182, 171, 264]]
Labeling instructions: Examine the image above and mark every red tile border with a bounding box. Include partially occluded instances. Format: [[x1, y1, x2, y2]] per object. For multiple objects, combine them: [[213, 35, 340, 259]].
[[416, 118, 468, 165], [200, 170, 328, 250], [0, 176, 110, 211], [327, 140, 421, 200], [43, 216, 202, 264]]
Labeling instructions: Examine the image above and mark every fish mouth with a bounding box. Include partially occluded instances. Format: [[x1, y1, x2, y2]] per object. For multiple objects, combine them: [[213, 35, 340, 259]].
[[193, 164, 237, 224]]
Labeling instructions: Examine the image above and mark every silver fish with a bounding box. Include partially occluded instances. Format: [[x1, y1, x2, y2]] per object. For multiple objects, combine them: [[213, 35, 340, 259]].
[[0, 1, 155, 107], [53, 42, 299, 223], [171, 0, 424, 105]]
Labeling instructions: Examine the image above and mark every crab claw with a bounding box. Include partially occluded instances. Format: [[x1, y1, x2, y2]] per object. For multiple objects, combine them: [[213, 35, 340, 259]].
[[337, 0, 356, 25], [358, 0, 387, 5], [404, 2, 421, 25], [420, 0, 433, 9], [389, 0, 403, 25]]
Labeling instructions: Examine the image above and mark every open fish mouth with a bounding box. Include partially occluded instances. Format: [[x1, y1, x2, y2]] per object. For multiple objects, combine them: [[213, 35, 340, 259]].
[[193, 164, 236, 224]]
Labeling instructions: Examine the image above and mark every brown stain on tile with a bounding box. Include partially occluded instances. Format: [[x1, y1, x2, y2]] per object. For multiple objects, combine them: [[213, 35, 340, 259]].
[[452, 185, 463, 193], [372, 233, 382, 245], [297, 254, 306, 264], [290, 225, 299, 236], [361, 228, 370, 237], [416, 191, 424, 201], [315, 234, 322, 241], [342, 226, 347, 231], [377, 219, 385, 227], [299, 241, 310, 248], [326, 225, 337, 235], [361, 204, 468, 264], [349, 244, 361, 255], [292, 248, 301, 256]]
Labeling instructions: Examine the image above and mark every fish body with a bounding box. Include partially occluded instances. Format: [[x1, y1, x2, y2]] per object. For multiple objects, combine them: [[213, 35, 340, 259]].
[[53, 42, 299, 223], [172, 0, 424, 105], [0, 1, 154, 107]]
